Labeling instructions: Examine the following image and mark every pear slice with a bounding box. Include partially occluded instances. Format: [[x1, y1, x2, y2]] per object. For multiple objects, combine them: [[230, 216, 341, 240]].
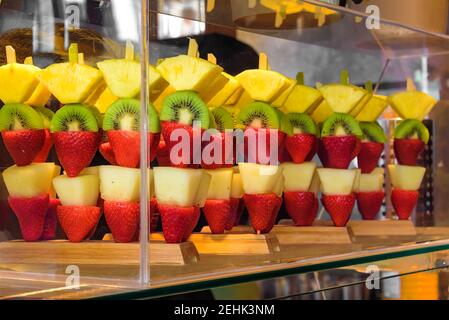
[[388, 91, 437, 120], [53, 174, 99, 206], [238, 163, 283, 194], [281, 162, 317, 192], [157, 55, 223, 93], [205, 168, 234, 200], [236, 69, 289, 103], [388, 164, 425, 190], [317, 168, 356, 195], [319, 84, 367, 114], [356, 95, 388, 122]]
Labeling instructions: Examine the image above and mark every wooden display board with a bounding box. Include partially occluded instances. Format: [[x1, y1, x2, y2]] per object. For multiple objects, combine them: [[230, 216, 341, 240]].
[[347, 220, 417, 241], [0, 239, 199, 265]]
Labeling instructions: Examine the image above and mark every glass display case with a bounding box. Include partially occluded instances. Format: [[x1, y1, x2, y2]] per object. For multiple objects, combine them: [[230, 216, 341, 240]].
[[1, 0, 449, 300]]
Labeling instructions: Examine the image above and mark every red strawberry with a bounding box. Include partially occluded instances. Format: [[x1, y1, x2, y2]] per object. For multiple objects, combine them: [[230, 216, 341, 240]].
[[356, 191, 384, 220], [33, 129, 53, 163], [244, 128, 284, 165], [8, 194, 49, 241], [358, 141, 384, 173], [149, 197, 158, 233], [158, 204, 197, 243], [321, 194, 355, 227], [148, 132, 161, 163], [285, 134, 317, 164], [202, 199, 231, 234], [320, 135, 358, 169], [391, 189, 419, 220], [243, 193, 279, 234], [161, 121, 202, 168], [394, 138, 424, 166], [57, 205, 101, 242], [104, 201, 140, 243], [107, 130, 140, 168], [99, 142, 117, 165], [279, 145, 292, 163], [201, 132, 234, 169], [2, 129, 46, 166], [156, 139, 171, 166], [53, 131, 99, 177], [41, 198, 61, 240], [352, 137, 361, 160], [226, 198, 244, 230], [184, 206, 200, 241], [284, 191, 318, 226]]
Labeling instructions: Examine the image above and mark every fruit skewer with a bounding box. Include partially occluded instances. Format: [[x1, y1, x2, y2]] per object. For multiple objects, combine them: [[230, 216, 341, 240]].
[[354, 169, 385, 220], [227, 169, 245, 230]]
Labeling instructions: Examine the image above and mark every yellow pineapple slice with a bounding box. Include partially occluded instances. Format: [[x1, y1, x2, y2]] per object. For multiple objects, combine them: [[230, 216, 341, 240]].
[[22, 56, 51, 107], [236, 69, 288, 103], [200, 73, 229, 102], [310, 100, 333, 123], [226, 86, 244, 105], [206, 72, 241, 108], [0, 47, 41, 104], [388, 91, 437, 120], [234, 90, 254, 109], [260, 0, 304, 14], [356, 95, 388, 122], [149, 64, 168, 98], [153, 85, 176, 113], [84, 81, 107, 106], [282, 72, 323, 113], [39, 44, 102, 104], [349, 82, 372, 117], [157, 55, 223, 93], [303, 3, 336, 15], [94, 87, 119, 114], [271, 77, 296, 108]]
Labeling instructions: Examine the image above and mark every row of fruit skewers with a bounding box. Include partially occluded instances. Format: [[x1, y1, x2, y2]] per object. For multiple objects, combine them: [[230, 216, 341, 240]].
[[0, 39, 437, 244]]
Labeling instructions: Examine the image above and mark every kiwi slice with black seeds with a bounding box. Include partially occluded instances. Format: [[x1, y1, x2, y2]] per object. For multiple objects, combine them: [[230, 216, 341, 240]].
[[287, 113, 318, 136], [212, 107, 234, 132], [321, 112, 362, 137], [103, 98, 160, 133], [274, 109, 293, 136], [160, 91, 209, 129], [360, 121, 387, 143], [237, 102, 280, 129], [34, 106, 54, 129], [50, 104, 98, 132], [0, 103, 44, 131], [394, 119, 429, 144]]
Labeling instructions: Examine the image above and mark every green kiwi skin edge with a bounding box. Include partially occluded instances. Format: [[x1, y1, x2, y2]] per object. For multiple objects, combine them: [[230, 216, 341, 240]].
[[287, 112, 318, 136], [321, 112, 363, 138], [237, 102, 280, 130], [394, 119, 429, 144], [211, 106, 234, 132], [0, 103, 44, 131], [50, 104, 99, 133], [360, 121, 387, 143], [274, 109, 293, 136], [160, 91, 210, 129]]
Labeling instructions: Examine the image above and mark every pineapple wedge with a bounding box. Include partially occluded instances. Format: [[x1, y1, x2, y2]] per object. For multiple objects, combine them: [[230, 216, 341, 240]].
[[319, 84, 367, 114], [349, 88, 372, 117], [207, 73, 242, 108], [317, 168, 356, 195], [200, 73, 229, 103], [226, 86, 244, 105], [356, 95, 388, 122], [271, 78, 296, 108], [236, 69, 289, 103], [388, 91, 437, 120], [97, 59, 140, 98], [39, 62, 103, 104], [233, 91, 254, 109], [153, 86, 176, 113], [157, 55, 223, 93], [388, 165, 425, 190], [149, 64, 168, 95], [310, 100, 333, 123], [260, 0, 304, 14], [25, 83, 52, 107], [282, 84, 323, 114], [94, 87, 119, 114], [0, 63, 41, 103]]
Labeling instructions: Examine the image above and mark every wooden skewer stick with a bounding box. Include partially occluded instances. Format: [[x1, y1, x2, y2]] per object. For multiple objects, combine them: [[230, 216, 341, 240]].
[[125, 40, 134, 61], [365, 80, 373, 93], [24, 56, 33, 65], [406, 77, 416, 91], [259, 52, 269, 70], [78, 53, 85, 65], [6, 46, 16, 64], [207, 0, 215, 13], [207, 53, 217, 65], [69, 43, 79, 64], [187, 38, 199, 57], [275, 11, 284, 28], [296, 72, 305, 85], [340, 70, 350, 85]]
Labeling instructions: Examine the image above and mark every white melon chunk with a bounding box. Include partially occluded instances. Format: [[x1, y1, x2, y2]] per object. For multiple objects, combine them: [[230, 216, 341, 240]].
[[230, 173, 244, 199], [205, 168, 233, 200], [352, 168, 361, 192], [371, 167, 384, 176], [358, 173, 384, 192], [49, 164, 61, 199], [238, 163, 283, 194], [281, 162, 317, 192], [79, 166, 100, 177], [273, 174, 284, 197], [317, 168, 356, 195], [99, 165, 141, 202], [308, 171, 321, 194], [154, 167, 204, 206], [53, 174, 99, 206], [2, 163, 56, 198], [388, 165, 425, 190], [195, 170, 212, 207]]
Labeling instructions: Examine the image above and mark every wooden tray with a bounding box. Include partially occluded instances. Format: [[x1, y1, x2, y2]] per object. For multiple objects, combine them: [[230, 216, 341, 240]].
[[0, 239, 199, 265], [153, 231, 280, 255], [348, 220, 417, 242]]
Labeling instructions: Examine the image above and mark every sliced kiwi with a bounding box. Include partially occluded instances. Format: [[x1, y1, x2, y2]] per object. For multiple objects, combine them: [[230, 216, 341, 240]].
[[274, 109, 293, 136], [34, 106, 54, 129], [360, 121, 387, 143], [208, 110, 217, 129], [50, 104, 98, 132], [237, 102, 280, 129], [321, 113, 363, 137], [212, 107, 234, 132], [88, 106, 103, 128], [160, 91, 209, 129], [0, 103, 44, 131], [103, 98, 160, 133], [394, 119, 429, 144], [287, 113, 318, 136]]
